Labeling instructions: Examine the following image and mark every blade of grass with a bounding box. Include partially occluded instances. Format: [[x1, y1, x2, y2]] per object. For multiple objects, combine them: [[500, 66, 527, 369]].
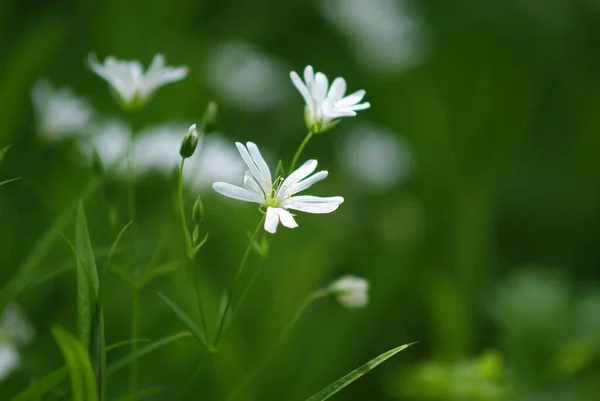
[[305, 343, 416, 401], [138, 261, 180, 288], [107, 331, 191, 376], [9, 367, 67, 401], [52, 326, 99, 401], [158, 293, 208, 348], [106, 339, 151, 353], [0, 177, 21, 186]]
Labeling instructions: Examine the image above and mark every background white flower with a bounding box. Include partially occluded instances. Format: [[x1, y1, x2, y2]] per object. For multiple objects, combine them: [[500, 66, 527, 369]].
[[31, 79, 94, 139], [79, 119, 131, 172], [89, 54, 188, 106], [131, 123, 189, 176], [339, 123, 413, 190], [212, 142, 344, 234], [0, 304, 34, 380], [290, 65, 370, 133], [328, 275, 370, 308]]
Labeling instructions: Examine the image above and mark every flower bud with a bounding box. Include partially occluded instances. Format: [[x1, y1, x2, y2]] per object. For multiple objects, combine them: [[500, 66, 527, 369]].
[[192, 195, 204, 225], [180, 124, 199, 159], [200, 101, 218, 134]]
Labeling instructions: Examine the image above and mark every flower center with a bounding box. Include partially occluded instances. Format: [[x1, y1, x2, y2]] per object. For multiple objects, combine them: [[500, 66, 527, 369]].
[[265, 197, 280, 208]]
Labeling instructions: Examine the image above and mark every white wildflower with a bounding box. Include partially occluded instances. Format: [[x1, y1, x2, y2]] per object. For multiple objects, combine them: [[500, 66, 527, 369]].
[[0, 304, 34, 381], [31, 80, 94, 139], [212, 142, 344, 234], [328, 275, 369, 308], [88, 54, 187, 107], [131, 123, 189, 175], [0, 344, 19, 381], [80, 119, 131, 171], [290, 65, 370, 133]]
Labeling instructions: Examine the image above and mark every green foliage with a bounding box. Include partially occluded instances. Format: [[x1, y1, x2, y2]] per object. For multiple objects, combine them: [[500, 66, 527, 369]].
[[10, 368, 67, 401], [158, 293, 208, 347]]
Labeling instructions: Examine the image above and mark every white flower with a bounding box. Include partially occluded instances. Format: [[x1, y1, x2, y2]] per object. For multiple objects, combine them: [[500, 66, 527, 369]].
[[88, 54, 188, 107], [290, 65, 370, 133], [80, 119, 131, 171], [328, 275, 369, 308], [212, 142, 344, 234], [131, 123, 189, 175], [0, 344, 20, 381], [31, 80, 94, 139], [0, 304, 34, 381]]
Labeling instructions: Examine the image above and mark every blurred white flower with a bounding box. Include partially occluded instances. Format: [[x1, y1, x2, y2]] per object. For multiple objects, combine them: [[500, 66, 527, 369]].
[[187, 135, 246, 190], [340, 123, 412, 190], [207, 42, 289, 110], [320, 0, 429, 72], [88, 54, 188, 107], [81, 119, 131, 171], [131, 123, 189, 175], [328, 275, 369, 308], [0, 304, 34, 381], [0, 344, 19, 381], [212, 142, 344, 234], [31, 80, 94, 139], [290, 65, 370, 133]]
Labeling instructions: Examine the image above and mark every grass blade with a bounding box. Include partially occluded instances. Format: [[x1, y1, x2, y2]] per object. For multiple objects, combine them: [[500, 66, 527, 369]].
[[107, 331, 191, 376], [158, 293, 207, 347], [305, 343, 415, 401], [0, 144, 10, 162], [10, 367, 67, 401], [0, 177, 21, 186], [106, 339, 151, 353], [138, 261, 180, 288], [52, 326, 99, 401], [101, 221, 132, 278]]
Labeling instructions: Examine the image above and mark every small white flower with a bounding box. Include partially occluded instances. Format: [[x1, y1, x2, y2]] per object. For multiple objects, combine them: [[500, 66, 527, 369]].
[[131, 123, 189, 175], [80, 119, 131, 171], [88, 54, 188, 107], [328, 275, 369, 308], [31, 80, 94, 139], [290, 65, 370, 133], [0, 304, 34, 381], [212, 142, 344, 234], [0, 344, 20, 381]]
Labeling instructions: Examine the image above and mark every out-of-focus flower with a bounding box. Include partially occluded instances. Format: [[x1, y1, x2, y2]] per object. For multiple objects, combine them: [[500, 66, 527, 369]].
[[131, 123, 189, 175], [31, 80, 94, 139], [207, 42, 289, 110], [212, 142, 344, 234], [88, 54, 187, 108], [320, 0, 429, 72], [0, 304, 34, 381], [339, 123, 413, 190], [290, 65, 370, 134], [187, 135, 246, 190], [80, 119, 131, 171], [328, 275, 369, 308]]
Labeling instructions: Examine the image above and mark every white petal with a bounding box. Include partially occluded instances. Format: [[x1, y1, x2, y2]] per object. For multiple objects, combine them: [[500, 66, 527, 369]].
[[246, 142, 272, 190], [243, 171, 263, 194], [314, 72, 329, 100], [235, 142, 268, 189], [335, 90, 366, 108], [212, 182, 263, 203], [290, 71, 315, 118], [264, 206, 279, 233], [290, 170, 328, 195], [303, 65, 315, 91], [275, 208, 298, 229], [281, 195, 344, 214], [348, 101, 370, 111], [327, 77, 347, 102], [279, 159, 318, 197]]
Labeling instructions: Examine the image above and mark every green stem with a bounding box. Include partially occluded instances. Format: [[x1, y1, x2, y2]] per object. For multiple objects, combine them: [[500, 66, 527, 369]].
[[226, 289, 326, 401], [212, 216, 266, 349], [288, 131, 314, 173], [178, 159, 209, 345]]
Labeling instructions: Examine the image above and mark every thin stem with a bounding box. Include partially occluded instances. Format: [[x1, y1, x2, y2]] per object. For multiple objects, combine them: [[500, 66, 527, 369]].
[[288, 131, 314, 173], [178, 159, 209, 344], [212, 216, 266, 349], [226, 289, 327, 401]]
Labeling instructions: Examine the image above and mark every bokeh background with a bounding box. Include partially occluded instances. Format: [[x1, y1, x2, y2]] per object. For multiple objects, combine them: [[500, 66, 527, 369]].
[[2, 0, 600, 400]]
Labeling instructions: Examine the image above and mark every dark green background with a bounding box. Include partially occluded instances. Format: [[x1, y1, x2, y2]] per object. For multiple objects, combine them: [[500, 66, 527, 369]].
[[1, 0, 600, 400]]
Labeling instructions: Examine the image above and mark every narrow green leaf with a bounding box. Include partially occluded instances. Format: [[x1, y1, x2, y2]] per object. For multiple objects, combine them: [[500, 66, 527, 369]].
[[0, 177, 21, 186], [107, 331, 191, 376], [0, 145, 10, 162], [101, 221, 132, 278], [10, 367, 67, 401], [138, 261, 180, 288], [76, 200, 100, 295], [193, 232, 209, 255], [106, 338, 151, 353], [51, 326, 99, 401], [305, 343, 415, 401], [158, 293, 207, 347]]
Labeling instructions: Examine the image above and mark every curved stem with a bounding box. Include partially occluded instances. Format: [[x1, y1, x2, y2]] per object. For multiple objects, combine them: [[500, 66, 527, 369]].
[[289, 131, 314, 173], [178, 159, 209, 344], [226, 289, 327, 401], [212, 216, 266, 349]]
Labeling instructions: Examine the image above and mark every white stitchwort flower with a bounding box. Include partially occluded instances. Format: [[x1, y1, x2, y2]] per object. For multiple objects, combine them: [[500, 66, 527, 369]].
[[31, 79, 94, 139], [328, 275, 369, 308], [290, 65, 370, 133], [88, 54, 188, 107], [212, 142, 344, 234]]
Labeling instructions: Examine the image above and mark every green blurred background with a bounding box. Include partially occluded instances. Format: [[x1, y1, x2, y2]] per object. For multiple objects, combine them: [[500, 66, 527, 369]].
[[2, 0, 600, 400]]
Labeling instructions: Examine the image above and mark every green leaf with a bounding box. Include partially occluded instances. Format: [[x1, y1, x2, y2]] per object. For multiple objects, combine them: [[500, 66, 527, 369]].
[[0, 177, 21, 186], [193, 232, 209, 255], [106, 338, 151, 353], [107, 331, 191, 376], [52, 326, 99, 401], [158, 293, 207, 347], [305, 343, 415, 401], [101, 221, 132, 278], [10, 367, 67, 401], [0, 145, 10, 162], [138, 261, 180, 288]]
